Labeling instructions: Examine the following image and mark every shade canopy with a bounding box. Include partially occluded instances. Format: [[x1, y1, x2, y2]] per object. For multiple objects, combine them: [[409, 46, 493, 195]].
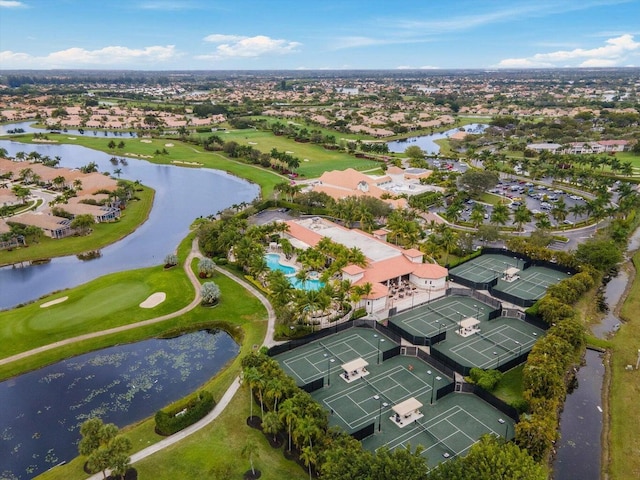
[[341, 357, 368, 372], [460, 317, 480, 329], [392, 397, 423, 417]]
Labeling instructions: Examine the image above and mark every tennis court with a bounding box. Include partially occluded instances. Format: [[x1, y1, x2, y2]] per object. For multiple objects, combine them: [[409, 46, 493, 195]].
[[432, 317, 545, 370], [493, 266, 572, 301], [273, 328, 517, 469], [276, 329, 396, 386], [320, 363, 436, 431], [449, 254, 522, 285], [362, 390, 514, 468], [389, 295, 498, 339]]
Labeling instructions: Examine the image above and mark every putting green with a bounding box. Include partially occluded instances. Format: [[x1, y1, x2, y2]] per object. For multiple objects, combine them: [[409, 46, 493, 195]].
[[29, 282, 150, 330]]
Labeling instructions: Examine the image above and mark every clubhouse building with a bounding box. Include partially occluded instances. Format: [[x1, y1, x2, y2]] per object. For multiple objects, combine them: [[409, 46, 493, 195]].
[[281, 217, 448, 313]]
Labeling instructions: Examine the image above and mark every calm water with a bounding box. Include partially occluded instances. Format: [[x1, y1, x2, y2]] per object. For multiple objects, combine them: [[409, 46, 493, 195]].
[[553, 349, 604, 480], [0, 139, 259, 309], [387, 124, 487, 154], [0, 121, 137, 138], [0, 330, 239, 480], [264, 253, 323, 290]]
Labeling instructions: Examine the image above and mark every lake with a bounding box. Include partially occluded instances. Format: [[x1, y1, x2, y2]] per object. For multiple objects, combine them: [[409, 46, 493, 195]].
[[387, 124, 487, 154], [0, 329, 239, 480], [0, 139, 259, 310]]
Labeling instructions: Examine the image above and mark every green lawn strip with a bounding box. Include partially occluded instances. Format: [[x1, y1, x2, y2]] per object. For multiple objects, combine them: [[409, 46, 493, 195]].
[[0, 263, 193, 362], [130, 385, 305, 480], [478, 192, 508, 205], [433, 138, 455, 157], [34, 270, 277, 480], [0, 185, 154, 266], [607, 251, 640, 479], [212, 128, 381, 178], [492, 365, 525, 406]]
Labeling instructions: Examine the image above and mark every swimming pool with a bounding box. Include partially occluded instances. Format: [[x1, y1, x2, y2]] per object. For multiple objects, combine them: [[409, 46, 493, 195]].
[[265, 253, 323, 291]]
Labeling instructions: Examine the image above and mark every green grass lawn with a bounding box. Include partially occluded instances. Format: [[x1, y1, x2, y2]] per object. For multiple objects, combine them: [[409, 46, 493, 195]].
[[0, 185, 154, 266], [606, 251, 640, 479], [215, 128, 381, 178], [493, 365, 525, 407], [2, 229, 304, 480]]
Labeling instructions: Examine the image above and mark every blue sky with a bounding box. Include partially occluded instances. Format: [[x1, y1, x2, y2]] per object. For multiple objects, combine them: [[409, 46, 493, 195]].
[[1, 0, 639, 70]]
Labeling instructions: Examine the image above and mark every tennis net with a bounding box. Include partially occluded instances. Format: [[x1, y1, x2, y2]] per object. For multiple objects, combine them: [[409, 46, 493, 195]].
[[478, 332, 513, 355], [318, 341, 345, 364], [360, 374, 395, 406]]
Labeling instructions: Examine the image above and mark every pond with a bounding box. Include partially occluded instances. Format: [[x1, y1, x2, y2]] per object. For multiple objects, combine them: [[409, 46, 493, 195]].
[[552, 349, 605, 480], [0, 121, 137, 138], [0, 329, 239, 480], [386, 123, 488, 154], [0, 139, 259, 310]]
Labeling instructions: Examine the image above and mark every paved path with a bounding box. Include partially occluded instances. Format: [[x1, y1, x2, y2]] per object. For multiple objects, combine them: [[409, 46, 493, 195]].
[[2, 235, 279, 478], [0, 237, 203, 367]]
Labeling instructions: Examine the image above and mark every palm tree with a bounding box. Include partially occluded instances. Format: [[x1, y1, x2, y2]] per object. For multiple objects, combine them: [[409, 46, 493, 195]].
[[439, 226, 457, 265], [241, 439, 259, 477], [469, 203, 486, 228], [513, 205, 532, 232], [113, 168, 123, 178], [278, 398, 298, 453], [490, 203, 510, 227], [243, 367, 262, 418], [261, 411, 283, 444], [265, 377, 285, 411], [300, 445, 317, 480]]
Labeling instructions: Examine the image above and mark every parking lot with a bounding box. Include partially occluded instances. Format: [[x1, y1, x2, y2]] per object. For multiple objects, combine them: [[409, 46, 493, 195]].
[[452, 178, 590, 230]]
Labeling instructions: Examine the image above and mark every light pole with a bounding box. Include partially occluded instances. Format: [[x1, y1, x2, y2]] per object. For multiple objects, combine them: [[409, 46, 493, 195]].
[[636, 349, 640, 370], [324, 354, 335, 386], [514, 340, 522, 356], [499, 418, 508, 439], [493, 351, 500, 369], [374, 334, 385, 364], [428, 371, 442, 405], [373, 395, 388, 432]]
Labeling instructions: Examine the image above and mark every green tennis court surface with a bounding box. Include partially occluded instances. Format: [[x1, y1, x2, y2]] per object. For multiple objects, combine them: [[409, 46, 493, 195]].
[[449, 253, 522, 284], [273, 328, 516, 468], [363, 392, 514, 468], [389, 295, 498, 338], [492, 265, 572, 301], [432, 317, 545, 370], [276, 330, 393, 385]]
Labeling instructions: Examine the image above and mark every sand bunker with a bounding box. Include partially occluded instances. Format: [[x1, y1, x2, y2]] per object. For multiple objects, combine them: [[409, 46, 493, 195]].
[[67, 137, 77, 140], [40, 296, 68, 308], [164, 143, 174, 147], [140, 292, 166, 308], [140, 139, 152, 143], [171, 160, 203, 166]]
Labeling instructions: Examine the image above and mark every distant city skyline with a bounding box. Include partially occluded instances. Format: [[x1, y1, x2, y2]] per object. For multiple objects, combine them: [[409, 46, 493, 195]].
[[1, 0, 639, 71]]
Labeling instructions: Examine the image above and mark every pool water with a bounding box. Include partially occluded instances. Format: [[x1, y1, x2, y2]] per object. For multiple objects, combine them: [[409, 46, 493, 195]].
[[264, 254, 323, 291]]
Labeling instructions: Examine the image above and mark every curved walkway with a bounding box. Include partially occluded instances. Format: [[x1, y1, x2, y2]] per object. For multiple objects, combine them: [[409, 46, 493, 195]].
[[0, 237, 203, 367], [0, 235, 279, 479]]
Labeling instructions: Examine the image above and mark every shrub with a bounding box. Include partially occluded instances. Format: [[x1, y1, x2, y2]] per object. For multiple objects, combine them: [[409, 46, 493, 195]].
[[198, 257, 216, 278], [201, 281, 221, 305], [164, 253, 178, 267], [155, 391, 215, 436]]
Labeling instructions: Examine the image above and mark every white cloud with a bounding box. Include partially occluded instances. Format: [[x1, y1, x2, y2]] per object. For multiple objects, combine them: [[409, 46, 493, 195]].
[[203, 34, 246, 43], [497, 34, 640, 68], [0, 45, 180, 68], [198, 35, 301, 59], [137, 1, 198, 10], [0, 1, 26, 7]]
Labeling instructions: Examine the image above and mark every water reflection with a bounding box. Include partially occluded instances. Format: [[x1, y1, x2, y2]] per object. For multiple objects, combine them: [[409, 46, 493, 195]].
[[0, 140, 259, 309], [387, 124, 487, 154], [0, 330, 239, 480], [0, 121, 137, 138], [553, 349, 604, 480]]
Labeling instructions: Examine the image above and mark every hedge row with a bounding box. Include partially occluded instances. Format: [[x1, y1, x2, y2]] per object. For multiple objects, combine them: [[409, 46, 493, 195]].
[[154, 390, 215, 436]]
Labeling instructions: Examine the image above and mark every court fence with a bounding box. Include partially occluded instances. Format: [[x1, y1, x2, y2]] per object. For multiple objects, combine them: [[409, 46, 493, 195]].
[[302, 377, 324, 393], [449, 248, 578, 307], [267, 318, 402, 357], [430, 344, 531, 376], [458, 383, 520, 422], [351, 422, 375, 441]]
